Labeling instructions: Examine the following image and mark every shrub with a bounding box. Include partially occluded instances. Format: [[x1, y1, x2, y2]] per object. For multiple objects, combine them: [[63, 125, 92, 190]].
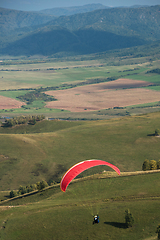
[[36, 182, 41, 190], [30, 184, 37, 190], [18, 185, 27, 195], [36, 180, 48, 191], [48, 179, 57, 186], [142, 159, 159, 171], [149, 160, 157, 170], [26, 184, 38, 193]]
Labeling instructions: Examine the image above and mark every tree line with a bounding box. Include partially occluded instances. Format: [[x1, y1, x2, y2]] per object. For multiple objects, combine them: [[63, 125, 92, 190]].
[[2, 115, 45, 127], [146, 68, 160, 74], [9, 180, 51, 198]]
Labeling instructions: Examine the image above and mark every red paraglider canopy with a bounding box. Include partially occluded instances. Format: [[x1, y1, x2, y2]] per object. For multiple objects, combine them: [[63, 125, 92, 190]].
[[60, 159, 120, 192]]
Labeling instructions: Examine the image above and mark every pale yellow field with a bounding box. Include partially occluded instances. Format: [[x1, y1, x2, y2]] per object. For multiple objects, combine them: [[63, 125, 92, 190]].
[[45, 78, 159, 112]]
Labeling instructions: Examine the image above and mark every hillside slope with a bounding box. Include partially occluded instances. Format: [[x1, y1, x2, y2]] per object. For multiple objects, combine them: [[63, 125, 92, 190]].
[[1, 26, 145, 55], [0, 172, 160, 239], [0, 112, 160, 191]]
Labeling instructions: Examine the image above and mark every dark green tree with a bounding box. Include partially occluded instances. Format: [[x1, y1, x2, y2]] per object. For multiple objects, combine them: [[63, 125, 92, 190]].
[[142, 159, 150, 171], [156, 224, 160, 239], [125, 209, 134, 228], [155, 129, 160, 136], [157, 160, 160, 169], [9, 190, 17, 198]]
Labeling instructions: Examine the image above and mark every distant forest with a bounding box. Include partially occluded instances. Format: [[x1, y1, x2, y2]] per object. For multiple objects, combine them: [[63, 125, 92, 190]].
[[0, 5, 160, 56]]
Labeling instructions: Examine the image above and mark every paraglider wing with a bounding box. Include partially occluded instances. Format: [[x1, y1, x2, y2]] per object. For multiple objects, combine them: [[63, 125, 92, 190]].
[[60, 159, 120, 192]]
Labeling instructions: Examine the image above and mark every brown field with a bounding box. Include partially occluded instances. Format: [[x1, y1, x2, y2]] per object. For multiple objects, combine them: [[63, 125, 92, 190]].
[[0, 95, 25, 109], [45, 78, 160, 112]]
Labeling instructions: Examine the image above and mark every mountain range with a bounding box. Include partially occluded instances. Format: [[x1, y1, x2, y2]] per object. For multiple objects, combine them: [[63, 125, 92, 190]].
[[0, 4, 160, 56]]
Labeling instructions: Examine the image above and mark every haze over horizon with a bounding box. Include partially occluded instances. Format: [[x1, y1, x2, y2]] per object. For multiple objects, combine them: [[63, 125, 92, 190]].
[[0, 0, 159, 11]]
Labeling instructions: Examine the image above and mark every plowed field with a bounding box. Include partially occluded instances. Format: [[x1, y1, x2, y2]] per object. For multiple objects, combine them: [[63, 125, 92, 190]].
[[45, 79, 160, 112], [0, 95, 25, 109]]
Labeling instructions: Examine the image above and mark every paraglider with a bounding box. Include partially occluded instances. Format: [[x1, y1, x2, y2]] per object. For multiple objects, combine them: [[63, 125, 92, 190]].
[[60, 159, 120, 192], [93, 215, 99, 224], [60, 159, 120, 224]]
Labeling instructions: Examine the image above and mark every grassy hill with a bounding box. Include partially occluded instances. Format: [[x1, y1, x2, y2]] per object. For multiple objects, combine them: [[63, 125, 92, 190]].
[[0, 112, 160, 191], [0, 112, 160, 239], [0, 6, 160, 237], [1, 5, 160, 56]]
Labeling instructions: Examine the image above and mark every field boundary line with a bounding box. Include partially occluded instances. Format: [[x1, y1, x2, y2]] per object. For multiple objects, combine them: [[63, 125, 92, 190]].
[[0, 169, 160, 205]]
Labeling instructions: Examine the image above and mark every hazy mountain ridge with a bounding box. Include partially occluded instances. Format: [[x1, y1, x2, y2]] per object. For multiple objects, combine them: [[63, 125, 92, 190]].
[[0, 7, 56, 33], [39, 4, 152, 16], [46, 6, 160, 39], [0, 4, 109, 33], [39, 4, 109, 16], [0, 5, 160, 56]]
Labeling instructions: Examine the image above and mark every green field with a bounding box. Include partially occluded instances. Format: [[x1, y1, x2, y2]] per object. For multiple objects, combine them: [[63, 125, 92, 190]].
[[0, 62, 148, 90]]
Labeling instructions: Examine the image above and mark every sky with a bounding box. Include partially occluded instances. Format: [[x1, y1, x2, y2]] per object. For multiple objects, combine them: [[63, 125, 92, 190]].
[[0, 0, 160, 11]]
